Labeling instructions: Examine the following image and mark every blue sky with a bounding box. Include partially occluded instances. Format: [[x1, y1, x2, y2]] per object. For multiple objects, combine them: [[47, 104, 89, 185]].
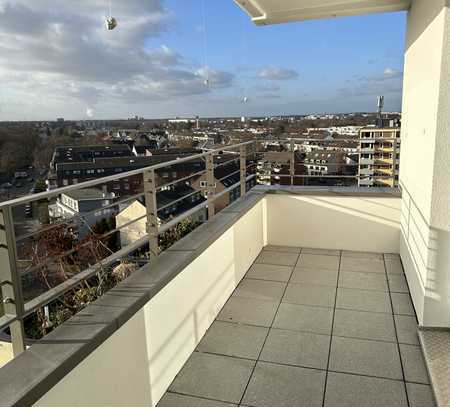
[[158, 1, 407, 115], [0, 0, 406, 120]]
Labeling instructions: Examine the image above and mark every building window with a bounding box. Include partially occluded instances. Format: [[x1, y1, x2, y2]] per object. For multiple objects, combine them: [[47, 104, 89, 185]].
[[200, 180, 208, 188]]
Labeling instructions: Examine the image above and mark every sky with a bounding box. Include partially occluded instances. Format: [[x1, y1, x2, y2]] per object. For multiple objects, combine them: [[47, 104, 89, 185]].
[[0, 0, 407, 121]]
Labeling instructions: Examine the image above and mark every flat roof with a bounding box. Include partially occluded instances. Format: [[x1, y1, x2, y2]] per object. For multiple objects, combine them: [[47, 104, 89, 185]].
[[234, 0, 410, 25]]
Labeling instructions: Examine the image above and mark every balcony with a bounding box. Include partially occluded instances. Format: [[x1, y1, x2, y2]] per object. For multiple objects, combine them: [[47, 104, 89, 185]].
[[0, 173, 436, 407]]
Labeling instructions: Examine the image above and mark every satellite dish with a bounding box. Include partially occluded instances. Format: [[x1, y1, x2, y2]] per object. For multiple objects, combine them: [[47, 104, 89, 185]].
[[105, 17, 117, 30]]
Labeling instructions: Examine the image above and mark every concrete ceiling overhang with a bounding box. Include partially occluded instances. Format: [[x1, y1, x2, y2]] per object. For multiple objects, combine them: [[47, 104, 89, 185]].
[[234, 0, 411, 25]]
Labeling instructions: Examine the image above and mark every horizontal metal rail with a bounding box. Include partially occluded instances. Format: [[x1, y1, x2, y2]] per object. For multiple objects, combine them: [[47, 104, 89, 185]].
[[19, 213, 148, 277], [267, 174, 397, 179], [0, 141, 254, 210], [217, 169, 241, 182], [0, 135, 401, 357], [156, 169, 207, 191], [15, 192, 145, 242], [157, 189, 202, 212], [22, 234, 151, 319]]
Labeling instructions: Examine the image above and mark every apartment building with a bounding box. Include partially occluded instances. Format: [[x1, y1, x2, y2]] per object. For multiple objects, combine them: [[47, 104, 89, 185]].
[[304, 150, 345, 177], [48, 188, 117, 238], [358, 127, 401, 188], [256, 151, 306, 186]]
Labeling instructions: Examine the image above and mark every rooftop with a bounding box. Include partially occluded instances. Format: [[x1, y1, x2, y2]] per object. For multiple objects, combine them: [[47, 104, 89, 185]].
[[62, 188, 113, 201]]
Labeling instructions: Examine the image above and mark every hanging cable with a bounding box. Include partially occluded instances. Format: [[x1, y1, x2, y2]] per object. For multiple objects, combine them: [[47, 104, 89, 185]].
[[105, 0, 117, 30], [201, 0, 210, 87], [241, 15, 249, 103]]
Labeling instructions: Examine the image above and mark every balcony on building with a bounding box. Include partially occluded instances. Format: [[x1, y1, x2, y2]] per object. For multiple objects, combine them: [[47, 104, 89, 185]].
[[1, 0, 450, 406]]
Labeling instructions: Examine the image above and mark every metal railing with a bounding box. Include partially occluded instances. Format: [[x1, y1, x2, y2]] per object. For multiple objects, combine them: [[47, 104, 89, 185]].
[[0, 141, 256, 357], [0, 136, 401, 360]]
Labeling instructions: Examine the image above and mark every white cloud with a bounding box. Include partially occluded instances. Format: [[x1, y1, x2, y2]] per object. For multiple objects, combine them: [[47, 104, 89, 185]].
[[0, 0, 234, 119], [383, 67, 402, 78], [259, 66, 299, 81]]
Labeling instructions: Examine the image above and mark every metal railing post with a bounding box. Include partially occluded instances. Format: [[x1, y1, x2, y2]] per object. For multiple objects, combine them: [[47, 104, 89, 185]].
[[206, 153, 215, 219], [290, 139, 295, 187], [143, 169, 159, 257], [240, 145, 247, 198], [0, 207, 26, 356]]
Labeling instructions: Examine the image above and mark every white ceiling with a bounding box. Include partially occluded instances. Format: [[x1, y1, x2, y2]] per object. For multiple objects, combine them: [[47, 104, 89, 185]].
[[234, 0, 411, 25]]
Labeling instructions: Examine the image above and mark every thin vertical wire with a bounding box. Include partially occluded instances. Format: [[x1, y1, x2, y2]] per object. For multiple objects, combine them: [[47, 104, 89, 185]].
[[108, 0, 112, 18], [201, 0, 209, 84], [241, 14, 248, 101]]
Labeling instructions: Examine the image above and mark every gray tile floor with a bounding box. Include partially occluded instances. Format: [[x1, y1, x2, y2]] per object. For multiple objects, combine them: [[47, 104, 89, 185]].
[[158, 246, 436, 407]]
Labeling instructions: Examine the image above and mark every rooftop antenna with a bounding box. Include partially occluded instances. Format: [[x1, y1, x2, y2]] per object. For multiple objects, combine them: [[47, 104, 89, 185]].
[[201, 0, 210, 88], [377, 96, 384, 119]]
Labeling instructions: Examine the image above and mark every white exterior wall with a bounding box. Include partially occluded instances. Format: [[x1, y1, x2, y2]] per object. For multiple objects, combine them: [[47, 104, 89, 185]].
[[399, 0, 450, 327], [265, 194, 401, 253], [34, 200, 265, 407]]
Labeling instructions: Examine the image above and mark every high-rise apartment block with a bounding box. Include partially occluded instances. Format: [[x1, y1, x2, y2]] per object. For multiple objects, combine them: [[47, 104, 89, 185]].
[[358, 126, 401, 188]]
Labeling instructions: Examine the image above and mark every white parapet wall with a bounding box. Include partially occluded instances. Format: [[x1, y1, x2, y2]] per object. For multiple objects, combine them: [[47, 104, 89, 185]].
[[33, 199, 265, 407], [264, 193, 401, 253], [399, 0, 450, 327]]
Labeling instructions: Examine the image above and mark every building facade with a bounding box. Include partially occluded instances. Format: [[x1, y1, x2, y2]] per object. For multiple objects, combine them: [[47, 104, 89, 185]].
[[358, 127, 401, 188]]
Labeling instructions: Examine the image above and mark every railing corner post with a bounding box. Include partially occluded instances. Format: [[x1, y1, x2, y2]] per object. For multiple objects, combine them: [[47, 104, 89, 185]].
[[206, 153, 215, 219], [0, 207, 26, 356], [143, 169, 159, 258], [240, 145, 247, 198], [290, 139, 295, 187]]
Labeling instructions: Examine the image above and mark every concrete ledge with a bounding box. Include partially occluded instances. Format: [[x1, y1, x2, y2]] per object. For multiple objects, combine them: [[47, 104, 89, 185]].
[[0, 192, 264, 407], [254, 185, 402, 198]]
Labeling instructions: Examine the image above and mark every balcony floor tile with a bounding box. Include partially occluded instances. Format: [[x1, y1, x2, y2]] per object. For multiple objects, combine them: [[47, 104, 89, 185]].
[[385, 258, 405, 274], [333, 309, 396, 342], [273, 303, 334, 335], [388, 274, 410, 293], [329, 336, 403, 380], [341, 251, 385, 261], [338, 270, 388, 292], [290, 267, 338, 287], [196, 321, 268, 360], [406, 383, 437, 407], [394, 315, 420, 346], [233, 279, 286, 303], [241, 361, 326, 407], [217, 296, 279, 327], [245, 263, 293, 282], [263, 245, 301, 254], [260, 328, 330, 370], [324, 372, 408, 407], [391, 293, 416, 316], [282, 283, 336, 308], [158, 393, 237, 407], [169, 353, 255, 404], [297, 253, 340, 270], [340, 257, 386, 273], [301, 248, 340, 256], [336, 287, 393, 313], [255, 250, 299, 266], [400, 344, 430, 384], [160, 246, 428, 407]]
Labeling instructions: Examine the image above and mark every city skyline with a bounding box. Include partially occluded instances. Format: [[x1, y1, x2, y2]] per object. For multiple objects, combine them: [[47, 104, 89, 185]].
[[0, 0, 406, 121]]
